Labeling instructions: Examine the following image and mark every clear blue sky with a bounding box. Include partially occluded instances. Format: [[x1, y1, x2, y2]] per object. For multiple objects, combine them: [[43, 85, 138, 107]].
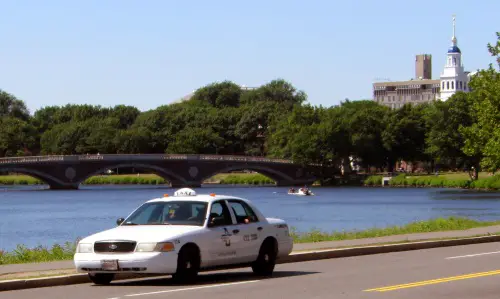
[[0, 0, 498, 114]]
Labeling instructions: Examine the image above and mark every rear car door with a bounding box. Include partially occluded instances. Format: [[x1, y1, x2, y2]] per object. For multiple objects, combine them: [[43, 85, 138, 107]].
[[227, 199, 263, 263]]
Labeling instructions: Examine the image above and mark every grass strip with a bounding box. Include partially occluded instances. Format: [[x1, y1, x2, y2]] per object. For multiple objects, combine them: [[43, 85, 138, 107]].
[[290, 217, 500, 243], [0, 173, 275, 186], [364, 173, 500, 190]]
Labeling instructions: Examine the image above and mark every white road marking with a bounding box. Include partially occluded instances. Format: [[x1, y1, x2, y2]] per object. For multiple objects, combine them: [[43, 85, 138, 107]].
[[118, 280, 259, 297], [446, 251, 500, 259]]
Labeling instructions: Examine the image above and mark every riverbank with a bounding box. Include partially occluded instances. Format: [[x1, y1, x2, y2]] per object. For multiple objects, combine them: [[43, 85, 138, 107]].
[[1, 217, 499, 265], [364, 172, 500, 191], [0, 173, 276, 186]]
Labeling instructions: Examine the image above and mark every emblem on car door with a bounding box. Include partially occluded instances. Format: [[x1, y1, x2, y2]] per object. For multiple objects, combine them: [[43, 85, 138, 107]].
[[221, 228, 231, 247]]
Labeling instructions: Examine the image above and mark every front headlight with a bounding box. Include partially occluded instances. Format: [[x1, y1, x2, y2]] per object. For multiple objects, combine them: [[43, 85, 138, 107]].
[[135, 242, 175, 252], [77, 243, 93, 253]]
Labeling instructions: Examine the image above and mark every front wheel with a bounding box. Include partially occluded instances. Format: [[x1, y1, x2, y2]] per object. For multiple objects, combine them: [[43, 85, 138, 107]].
[[88, 273, 115, 285], [172, 245, 200, 284], [252, 239, 277, 276]]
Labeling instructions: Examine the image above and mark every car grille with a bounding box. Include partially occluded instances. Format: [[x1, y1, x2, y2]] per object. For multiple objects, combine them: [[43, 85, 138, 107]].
[[94, 241, 137, 253]]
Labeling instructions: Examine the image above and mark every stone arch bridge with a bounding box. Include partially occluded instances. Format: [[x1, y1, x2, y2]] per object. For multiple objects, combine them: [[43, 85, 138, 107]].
[[0, 154, 335, 190]]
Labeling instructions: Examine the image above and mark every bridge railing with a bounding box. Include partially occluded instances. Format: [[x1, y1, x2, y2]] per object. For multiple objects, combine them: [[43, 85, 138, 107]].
[[199, 155, 294, 164], [0, 154, 323, 166], [0, 155, 66, 164]]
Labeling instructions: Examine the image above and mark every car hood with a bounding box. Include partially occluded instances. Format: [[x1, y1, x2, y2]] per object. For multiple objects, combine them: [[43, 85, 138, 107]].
[[81, 225, 203, 243]]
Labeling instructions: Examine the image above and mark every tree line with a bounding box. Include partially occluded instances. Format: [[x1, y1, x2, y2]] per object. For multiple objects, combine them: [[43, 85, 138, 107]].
[[1, 32, 499, 180]]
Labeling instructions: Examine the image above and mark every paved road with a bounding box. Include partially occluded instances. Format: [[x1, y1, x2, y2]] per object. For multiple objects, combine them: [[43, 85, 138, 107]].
[[4, 242, 500, 298]]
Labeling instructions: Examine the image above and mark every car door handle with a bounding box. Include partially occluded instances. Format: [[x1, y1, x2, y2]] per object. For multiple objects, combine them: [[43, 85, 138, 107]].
[[257, 227, 263, 231], [232, 229, 240, 234]]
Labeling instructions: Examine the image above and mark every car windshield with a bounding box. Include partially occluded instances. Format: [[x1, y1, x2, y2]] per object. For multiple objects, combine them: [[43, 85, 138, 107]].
[[122, 201, 208, 226]]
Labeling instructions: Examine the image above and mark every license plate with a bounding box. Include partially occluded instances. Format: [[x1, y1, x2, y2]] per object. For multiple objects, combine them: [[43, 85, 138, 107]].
[[101, 260, 118, 271]]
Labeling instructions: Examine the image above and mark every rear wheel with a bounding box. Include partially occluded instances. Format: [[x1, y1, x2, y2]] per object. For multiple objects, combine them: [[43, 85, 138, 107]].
[[252, 238, 277, 276], [172, 245, 200, 283], [88, 273, 114, 285]]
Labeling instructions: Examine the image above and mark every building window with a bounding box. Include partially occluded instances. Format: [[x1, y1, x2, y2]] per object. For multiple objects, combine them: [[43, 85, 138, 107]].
[[447, 81, 450, 90], [442, 82, 445, 89], [452, 81, 455, 90], [459, 81, 463, 89]]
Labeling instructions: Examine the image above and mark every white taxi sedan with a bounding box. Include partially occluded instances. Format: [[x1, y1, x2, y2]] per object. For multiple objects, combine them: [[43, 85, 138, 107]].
[[74, 188, 293, 285]]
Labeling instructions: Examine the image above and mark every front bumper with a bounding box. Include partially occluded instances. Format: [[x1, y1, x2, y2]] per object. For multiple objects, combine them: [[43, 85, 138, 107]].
[[74, 251, 178, 274]]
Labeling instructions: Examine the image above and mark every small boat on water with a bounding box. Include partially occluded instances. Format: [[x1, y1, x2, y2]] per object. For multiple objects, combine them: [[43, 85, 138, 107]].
[[287, 187, 314, 196]]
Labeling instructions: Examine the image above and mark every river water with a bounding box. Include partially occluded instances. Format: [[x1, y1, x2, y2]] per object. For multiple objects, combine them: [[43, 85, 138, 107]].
[[1, 185, 500, 251]]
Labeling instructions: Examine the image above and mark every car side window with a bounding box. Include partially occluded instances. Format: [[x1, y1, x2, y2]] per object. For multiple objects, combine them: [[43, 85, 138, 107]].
[[228, 200, 259, 224], [208, 201, 233, 226]]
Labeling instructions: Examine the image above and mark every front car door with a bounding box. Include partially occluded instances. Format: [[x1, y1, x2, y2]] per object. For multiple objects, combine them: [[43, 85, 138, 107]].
[[227, 199, 263, 263], [201, 200, 238, 267]]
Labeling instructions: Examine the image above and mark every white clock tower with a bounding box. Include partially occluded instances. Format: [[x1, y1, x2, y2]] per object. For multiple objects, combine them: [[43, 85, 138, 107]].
[[439, 15, 470, 101]]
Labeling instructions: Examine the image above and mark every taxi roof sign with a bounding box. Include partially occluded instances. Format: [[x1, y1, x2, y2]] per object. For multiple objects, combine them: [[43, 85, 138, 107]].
[[174, 188, 197, 196]]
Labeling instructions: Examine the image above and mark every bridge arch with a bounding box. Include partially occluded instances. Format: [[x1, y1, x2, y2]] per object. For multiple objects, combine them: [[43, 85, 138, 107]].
[[200, 164, 296, 184], [0, 167, 67, 188], [78, 163, 189, 186]]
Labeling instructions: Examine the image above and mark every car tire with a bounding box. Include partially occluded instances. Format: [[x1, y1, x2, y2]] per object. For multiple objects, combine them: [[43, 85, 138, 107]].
[[88, 273, 115, 285], [251, 238, 277, 276], [172, 245, 200, 284]]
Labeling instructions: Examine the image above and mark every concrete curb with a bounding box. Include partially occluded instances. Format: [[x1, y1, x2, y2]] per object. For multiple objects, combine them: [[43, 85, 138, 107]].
[[2, 234, 500, 292]]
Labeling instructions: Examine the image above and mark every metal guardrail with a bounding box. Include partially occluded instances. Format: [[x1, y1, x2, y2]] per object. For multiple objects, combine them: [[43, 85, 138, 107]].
[[0, 154, 325, 166]]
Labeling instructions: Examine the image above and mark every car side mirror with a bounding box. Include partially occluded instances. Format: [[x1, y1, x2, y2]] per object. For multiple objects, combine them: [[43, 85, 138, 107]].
[[116, 218, 125, 225], [207, 216, 225, 227]]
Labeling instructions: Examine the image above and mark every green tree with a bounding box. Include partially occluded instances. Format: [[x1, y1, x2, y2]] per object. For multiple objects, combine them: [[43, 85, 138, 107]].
[[40, 122, 90, 155], [110, 105, 140, 129], [240, 79, 307, 108], [0, 117, 36, 157], [460, 32, 500, 175], [166, 127, 224, 154], [424, 92, 480, 177], [0, 90, 30, 121], [236, 79, 306, 156], [206, 107, 244, 155], [51, 104, 109, 124], [31, 106, 61, 133], [382, 104, 429, 172], [114, 127, 152, 154], [189, 81, 242, 108], [267, 104, 324, 161], [131, 104, 188, 153], [487, 32, 500, 67], [235, 102, 280, 156], [83, 118, 120, 154], [340, 100, 390, 172], [286, 124, 330, 165]]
